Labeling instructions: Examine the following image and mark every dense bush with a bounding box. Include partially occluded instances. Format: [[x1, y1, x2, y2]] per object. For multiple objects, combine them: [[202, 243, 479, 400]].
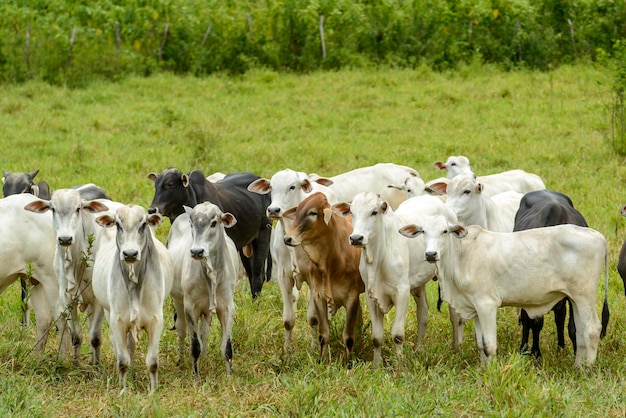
[[0, 0, 625, 84]]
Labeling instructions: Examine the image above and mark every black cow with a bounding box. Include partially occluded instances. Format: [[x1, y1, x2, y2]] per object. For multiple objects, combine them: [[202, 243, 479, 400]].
[[513, 189, 591, 358], [148, 168, 272, 298]]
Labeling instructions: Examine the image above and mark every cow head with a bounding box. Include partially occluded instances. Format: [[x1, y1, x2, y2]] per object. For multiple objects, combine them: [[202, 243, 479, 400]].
[[96, 205, 162, 265], [433, 156, 473, 179], [399, 217, 467, 263], [24, 188, 109, 247], [184, 202, 237, 259], [283, 192, 333, 247], [147, 167, 190, 221], [248, 169, 320, 219], [444, 173, 484, 225], [2, 169, 40, 197], [333, 192, 388, 248]]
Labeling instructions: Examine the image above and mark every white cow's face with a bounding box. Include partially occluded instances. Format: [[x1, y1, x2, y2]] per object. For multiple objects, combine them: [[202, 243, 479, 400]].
[[445, 173, 483, 224], [399, 215, 464, 263], [266, 169, 312, 219], [49, 189, 84, 247], [340, 192, 388, 248], [443, 156, 472, 179], [185, 202, 236, 259], [111, 205, 162, 264]]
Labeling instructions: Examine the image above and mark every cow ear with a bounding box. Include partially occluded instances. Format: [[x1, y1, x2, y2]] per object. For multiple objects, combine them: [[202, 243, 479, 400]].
[[247, 178, 271, 195], [381, 201, 389, 213], [183, 205, 194, 216], [426, 182, 448, 195], [399, 224, 423, 238], [282, 207, 296, 221], [147, 172, 158, 182], [182, 174, 190, 188], [24, 199, 51, 214], [332, 202, 351, 217], [2, 169, 7, 180], [222, 212, 237, 228], [314, 177, 334, 187], [82, 200, 109, 214], [301, 178, 313, 193], [450, 224, 468, 239], [387, 183, 403, 191], [323, 208, 333, 225], [433, 161, 446, 171], [96, 213, 116, 228], [147, 212, 163, 228]]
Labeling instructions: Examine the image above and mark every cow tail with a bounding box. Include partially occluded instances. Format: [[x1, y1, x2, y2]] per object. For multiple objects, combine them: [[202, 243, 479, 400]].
[[600, 242, 610, 339], [437, 284, 443, 312]]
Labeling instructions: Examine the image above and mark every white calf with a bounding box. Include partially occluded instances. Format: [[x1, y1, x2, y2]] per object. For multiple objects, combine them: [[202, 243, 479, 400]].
[[248, 168, 337, 350], [89, 205, 173, 392], [381, 175, 428, 210], [0, 194, 70, 355], [400, 220, 608, 367], [24, 189, 110, 362], [174, 203, 237, 376], [433, 155, 545, 196], [334, 194, 465, 364]]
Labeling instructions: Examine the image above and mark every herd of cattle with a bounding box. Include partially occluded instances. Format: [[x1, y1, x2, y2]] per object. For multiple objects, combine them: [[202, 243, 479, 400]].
[[0, 156, 619, 391]]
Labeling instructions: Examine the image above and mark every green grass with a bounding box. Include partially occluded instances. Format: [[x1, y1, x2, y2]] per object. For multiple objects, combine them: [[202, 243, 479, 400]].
[[1, 63, 626, 416]]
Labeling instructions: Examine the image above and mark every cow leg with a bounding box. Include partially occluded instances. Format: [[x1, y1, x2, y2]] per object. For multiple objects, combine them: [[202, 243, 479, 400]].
[[29, 285, 51, 352], [566, 299, 577, 353], [475, 305, 498, 363], [145, 316, 163, 392], [449, 305, 465, 350], [306, 286, 319, 350], [88, 302, 105, 365], [519, 309, 543, 357], [68, 302, 83, 364], [185, 308, 203, 376], [20, 277, 31, 327], [411, 286, 428, 347], [312, 294, 330, 361], [363, 291, 384, 365], [570, 300, 601, 368], [216, 296, 235, 375], [110, 317, 131, 392], [552, 299, 567, 350], [170, 295, 187, 366], [343, 296, 362, 364], [277, 262, 297, 351]]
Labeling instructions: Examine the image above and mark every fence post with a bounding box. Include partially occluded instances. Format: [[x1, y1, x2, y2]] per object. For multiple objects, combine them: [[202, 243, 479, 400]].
[[319, 15, 326, 60], [24, 21, 31, 69], [567, 19, 577, 59], [67, 27, 78, 68], [115, 22, 121, 73], [158, 23, 169, 62], [201, 22, 212, 48]]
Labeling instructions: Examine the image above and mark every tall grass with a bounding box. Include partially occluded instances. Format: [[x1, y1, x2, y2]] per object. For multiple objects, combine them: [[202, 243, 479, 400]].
[[1, 63, 625, 416]]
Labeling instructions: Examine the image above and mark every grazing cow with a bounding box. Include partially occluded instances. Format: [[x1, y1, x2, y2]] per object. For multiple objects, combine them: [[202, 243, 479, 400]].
[[24, 189, 110, 363], [89, 205, 173, 392], [333, 193, 465, 364], [148, 168, 272, 298], [0, 194, 71, 355], [617, 205, 626, 296], [283, 192, 364, 361], [167, 203, 237, 376], [514, 190, 590, 358], [399, 221, 609, 367], [308, 163, 421, 203], [433, 155, 545, 196], [248, 168, 338, 350], [431, 173, 523, 232]]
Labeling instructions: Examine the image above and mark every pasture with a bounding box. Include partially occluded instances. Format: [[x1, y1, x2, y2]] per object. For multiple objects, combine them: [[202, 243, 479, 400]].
[[0, 63, 625, 416]]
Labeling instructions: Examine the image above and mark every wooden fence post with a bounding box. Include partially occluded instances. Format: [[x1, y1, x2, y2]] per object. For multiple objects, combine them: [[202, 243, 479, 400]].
[[319, 15, 326, 59], [67, 27, 78, 68], [201, 22, 212, 48], [24, 22, 31, 68], [158, 23, 169, 62], [567, 19, 577, 59]]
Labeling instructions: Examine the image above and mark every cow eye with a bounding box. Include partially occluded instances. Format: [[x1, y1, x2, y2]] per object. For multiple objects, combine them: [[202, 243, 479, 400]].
[[450, 162, 456, 166], [371, 211, 378, 216], [308, 211, 317, 217], [289, 185, 296, 191], [463, 189, 471, 195], [210, 220, 217, 228]]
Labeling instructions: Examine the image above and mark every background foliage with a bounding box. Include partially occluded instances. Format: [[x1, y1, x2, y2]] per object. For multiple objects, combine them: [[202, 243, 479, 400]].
[[1, 0, 626, 85]]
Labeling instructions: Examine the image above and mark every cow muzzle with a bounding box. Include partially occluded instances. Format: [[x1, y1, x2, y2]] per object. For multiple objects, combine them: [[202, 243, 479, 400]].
[[122, 249, 139, 263], [190, 248, 205, 259], [58, 236, 73, 246], [424, 251, 438, 263], [267, 207, 281, 219], [147, 207, 159, 215], [349, 234, 365, 247]]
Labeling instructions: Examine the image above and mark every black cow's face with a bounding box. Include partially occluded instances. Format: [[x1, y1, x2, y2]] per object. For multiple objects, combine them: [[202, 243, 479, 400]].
[[148, 168, 188, 222]]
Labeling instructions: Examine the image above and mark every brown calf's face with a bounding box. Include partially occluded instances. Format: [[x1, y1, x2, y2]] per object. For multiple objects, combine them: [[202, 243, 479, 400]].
[[283, 192, 333, 247]]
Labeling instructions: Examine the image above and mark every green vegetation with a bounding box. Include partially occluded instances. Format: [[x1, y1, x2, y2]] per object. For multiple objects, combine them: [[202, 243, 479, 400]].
[[1, 64, 626, 416], [0, 0, 625, 85]]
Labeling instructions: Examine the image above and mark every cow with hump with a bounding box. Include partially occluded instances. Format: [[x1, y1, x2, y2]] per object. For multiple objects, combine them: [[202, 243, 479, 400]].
[[513, 189, 600, 358], [89, 204, 173, 392], [282, 192, 364, 362], [147, 168, 272, 298], [167, 202, 238, 376], [333, 193, 465, 364], [399, 219, 609, 368]]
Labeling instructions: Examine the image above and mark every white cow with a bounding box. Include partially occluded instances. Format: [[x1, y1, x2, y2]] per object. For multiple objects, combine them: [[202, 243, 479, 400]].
[[433, 155, 545, 196], [437, 173, 523, 232], [89, 205, 173, 392], [309, 163, 421, 203], [247, 168, 337, 350], [24, 189, 110, 362], [381, 175, 428, 210], [167, 203, 237, 376], [399, 220, 608, 367], [0, 194, 71, 355], [334, 193, 465, 364]]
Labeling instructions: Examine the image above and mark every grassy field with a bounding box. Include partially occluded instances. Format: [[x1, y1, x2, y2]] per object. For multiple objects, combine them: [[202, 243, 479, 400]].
[[1, 63, 626, 416]]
